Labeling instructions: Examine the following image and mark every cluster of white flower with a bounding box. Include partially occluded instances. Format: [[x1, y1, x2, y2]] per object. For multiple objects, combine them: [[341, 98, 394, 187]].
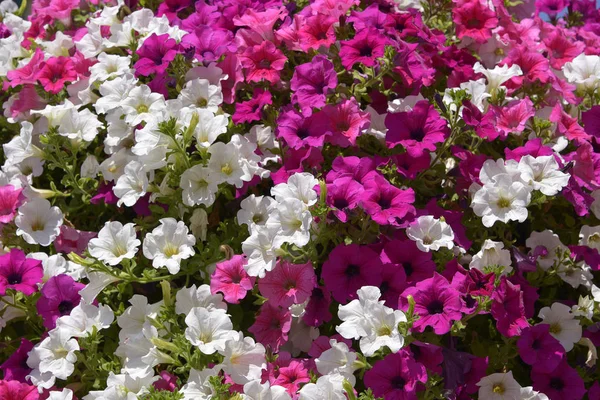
[[471, 156, 570, 227], [240, 172, 318, 278]]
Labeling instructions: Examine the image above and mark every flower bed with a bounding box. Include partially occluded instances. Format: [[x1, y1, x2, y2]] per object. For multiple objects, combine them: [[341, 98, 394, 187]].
[[0, 0, 599, 399]]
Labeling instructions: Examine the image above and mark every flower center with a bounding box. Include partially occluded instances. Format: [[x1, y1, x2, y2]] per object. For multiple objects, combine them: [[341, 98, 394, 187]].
[[163, 244, 180, 258], [58, 300, 74, 315], [377, 325, 392, 336], [549, 377, 564, 390], [391, 376, 406, 389], [54, 347, 69, 359], [410, 128, 425, 141], [345, 264, 360, 278], [496, 197, 511, 208], [422, 235, 433, 245], [426, 299, 444, 315], [196, 98, 208, 108], [31, 220, 45, 232], [252, 214, 264, 224], [549, 323, 562, 334], [221, 163, 233, 176], [589, 233, 600, 243], [359, 46, 373, 57], [492, 383, 505, 394], [136, 104, 149, 114], [7, 273, 22, 285]]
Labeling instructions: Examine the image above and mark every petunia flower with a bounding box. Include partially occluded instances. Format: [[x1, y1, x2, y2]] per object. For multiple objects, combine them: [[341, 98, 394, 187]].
[[35, 56, 77, 94], [452, 0, 498, 43], [339, 27, 389, 70], [490, 277, 530, 337], [364, 350, 427, 400], [0, 339, 34, 382], [0, 249, 43, 296], [232, 88, 272, 124], [298, 14, 337, 52], [360, 174, 416, 227], [210, 255, 256, 304], [36, 274, 85, 329], [258, 260, 316, 308], [302, 286, 333, 327], [290, 56, 337, 115], [134, 33, 179, 77], [517, 324, 565, 373], [380, 239, 437, 284], [248, 301, 292, 351], [0, 185, 23, 224], [531, 359, 586, 400], [399, 273, 462, 335], [239, 41, 287, 84]]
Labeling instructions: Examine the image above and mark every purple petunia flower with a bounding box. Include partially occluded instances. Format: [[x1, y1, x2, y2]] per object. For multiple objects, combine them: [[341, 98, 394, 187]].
[[181, 26, 236, 64], [0, 249, 43, 296], [37, 274, 85, 329], [275, 108, 331, 150], [490, 277, 530, 337], [302, 286, 332, 327], [380, 239, 437, 284], [399, 273, 463, 335], [134, 33, 179, 77], [321, 243, 383, 303], [385, 100, 449, 157], [531, 359, 586, 400], [290, 55, 337, 115], [364, 349, 427, 400], [517, 324, 565, 373], [0, 338, 34, 382]]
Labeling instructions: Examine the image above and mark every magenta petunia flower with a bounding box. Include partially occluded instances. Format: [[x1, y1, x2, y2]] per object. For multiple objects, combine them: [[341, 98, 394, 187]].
[[0, 339, 34, 383], [275, 108, 331, 150], [364, 350, 427, 400], [452, 0, 498, 43], [248, 301, 292, 351], [157, 0, 193, 22], [408, 341, 444, 375], [502, 45, 552, 85], [210, 255, 256, 304], [0, 380, 38, 400], [326, 176, 364, 222], [536, 0, 568, 17], [35, 56, 77, 94], [543, 29, 585, 70], [290, 56, 337, 115], [339, 27, 389, 70], [582, 105, 600, 139], [54, 225, 97, 255], [322, 243, 383, 303], [490, 277, 530, 337], [37, 274, 85, 329], [6, 48, 44, 88], [232, 88, 272, 125], [0, 185, 23, 224], [517, 324, 565, 373], [0, 249, 43, 296], [400, 273, 462, 335], [302, 286, 332, 327], [379, 263, 407, 309], [360, 174, 416, 227], [258, 260, 316, 308], [153, 370, 179, 392], [531, 359, 586, 400], [135, 33, 179, 77], [90, 182, 119, 206], [181, 26, 235, 64], [385, 100, 449, 157], [239, 41, 287, 84], [380, 239, 436, 284], [322, 99, 370, 147]]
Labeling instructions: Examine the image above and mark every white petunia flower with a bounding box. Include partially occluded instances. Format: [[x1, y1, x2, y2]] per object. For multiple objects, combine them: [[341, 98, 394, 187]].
[[121, 85, 166, 125], [469, 239, 513, 275], [94, 74, 138, 114], [180, 165, 219, 207], [472, 174, 531, 228], [89, 52, 132, 82], [242, 380, 292, 400], [237, 195, 277, 234], [190, 208, 209, 242], [579, 225, 600, 251], [525, 230, 568, 271], [271, 173, 319, 207], [99, 148, 132, 182], [208, 142, 246, 187], [185, 307, 237, 354], [242, 227, 279, 278], [185, 108, 228, 148], [538, 302, 582, 352], [298, 373, 346, 400], [406, 215, 455, 252], [473, 62, 523, 93], [3, 121, 39, 165], [142, 218, 196, 274], [315, 340, 358, 385], [56, 303, 115, 338], [15, 198, 63, 246], [29, 328, 79, 380], [562, 53, 600, 91], [476, 371, 523, 400], [57, 108, 103, 143], [47, 388, 74, 400], [81, 155, 100, 178], [117, 295, 162, 338], [88, 221, 141, 266], [179, 78, 223, 113], [180, 367, 220, 400], [114, 161, 149, 207], [267, 198, 312, 248], [220, 332, 266, 385], [175, 284, 226, 316], [517, 155, 570, 196]]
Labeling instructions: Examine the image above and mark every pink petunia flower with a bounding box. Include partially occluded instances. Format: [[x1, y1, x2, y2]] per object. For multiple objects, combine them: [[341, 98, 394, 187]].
[[0, 380, 38, 400], [210, 255, 256, 304], [321, 243, 383, 303], [0, 185, 23, 224], [272, 360, 311, 395], [385, 100, 449, 157], [37, 274, 85, 329], [322, 99, 370, 147], [298, 14, 337, 52], [54, 225, 97, 255], [6, 49, 45, 88], [360, 174, 416, 227], [153, 370, 179, 392], [0, 249, 43, 296], [35, 56, 78, 94], [453, 0, 498, 43], [248, 301, 292, 351], [239, 41, 287, 84], [492, 97, 536, 139], [258, 260, 316, 308], [399, 273, 463, 335], [364, 350, 428, 400], [135, 33, 179, 77], [232, 88, 272, 125]]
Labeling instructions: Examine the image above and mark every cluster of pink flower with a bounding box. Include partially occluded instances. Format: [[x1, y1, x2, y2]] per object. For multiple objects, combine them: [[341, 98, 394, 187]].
[[0, 0, 600, 399]]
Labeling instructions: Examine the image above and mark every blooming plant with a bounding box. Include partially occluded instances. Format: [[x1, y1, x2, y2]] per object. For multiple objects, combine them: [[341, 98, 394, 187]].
[[0, 0, 600, 398]]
